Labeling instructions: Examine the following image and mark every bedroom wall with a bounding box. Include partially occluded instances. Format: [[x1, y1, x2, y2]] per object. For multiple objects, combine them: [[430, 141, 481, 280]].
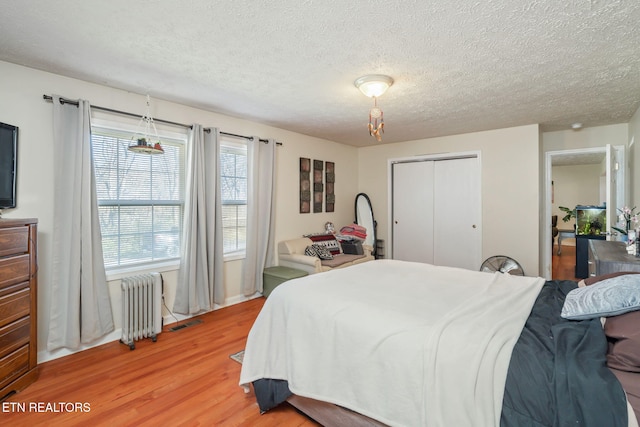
[[357, 124, 541, 277], [542, 124, 629, 153], [0, 60, 359, 362], [551, 164, 603, 231]]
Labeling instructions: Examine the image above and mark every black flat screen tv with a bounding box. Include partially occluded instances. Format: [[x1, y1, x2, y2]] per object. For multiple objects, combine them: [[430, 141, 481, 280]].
[[0, 122, 18, 209]]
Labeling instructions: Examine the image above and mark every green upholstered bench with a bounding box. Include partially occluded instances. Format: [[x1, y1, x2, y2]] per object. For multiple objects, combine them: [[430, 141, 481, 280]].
[[263, 266, 308, 297]]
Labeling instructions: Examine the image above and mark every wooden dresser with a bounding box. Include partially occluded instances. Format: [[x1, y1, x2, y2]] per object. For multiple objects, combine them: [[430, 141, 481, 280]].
[[0, 218, 38, 400]]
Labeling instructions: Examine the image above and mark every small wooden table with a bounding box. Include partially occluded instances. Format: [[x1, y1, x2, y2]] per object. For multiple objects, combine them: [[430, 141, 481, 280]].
[[557, 229, 575, 255]]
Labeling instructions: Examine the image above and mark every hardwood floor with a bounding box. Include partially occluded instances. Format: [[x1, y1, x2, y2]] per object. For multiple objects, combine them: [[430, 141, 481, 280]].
[[552, 243, 580, 281], [2, 297, 318, 427]]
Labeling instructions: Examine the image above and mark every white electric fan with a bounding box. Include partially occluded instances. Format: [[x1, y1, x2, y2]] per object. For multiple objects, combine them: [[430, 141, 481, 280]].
[[480, 255, 525, 276]]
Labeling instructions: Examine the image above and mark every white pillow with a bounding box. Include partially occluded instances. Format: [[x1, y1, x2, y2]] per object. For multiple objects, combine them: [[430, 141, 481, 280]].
[[561, 274, 640, 320]]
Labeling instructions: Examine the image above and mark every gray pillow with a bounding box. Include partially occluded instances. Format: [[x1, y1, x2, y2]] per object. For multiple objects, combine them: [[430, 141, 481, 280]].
[[561, 274, 640, 320]]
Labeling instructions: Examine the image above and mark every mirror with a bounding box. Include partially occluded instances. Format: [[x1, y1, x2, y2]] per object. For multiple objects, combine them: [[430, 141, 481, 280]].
[[354, 193, 376, 257]]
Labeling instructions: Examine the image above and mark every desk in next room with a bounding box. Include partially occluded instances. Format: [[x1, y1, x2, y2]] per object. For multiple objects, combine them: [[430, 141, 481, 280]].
[[588, 239, 640, 277]]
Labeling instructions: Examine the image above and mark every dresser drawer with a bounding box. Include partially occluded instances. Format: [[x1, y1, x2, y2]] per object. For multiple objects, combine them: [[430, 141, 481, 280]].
[[0, 254, 30, 291], [0, 316, 30, 358], [0, 227, 28, 258], [0, 220, 36, 395], [0, 287, 30, 329], [0, 344, 29, 390]]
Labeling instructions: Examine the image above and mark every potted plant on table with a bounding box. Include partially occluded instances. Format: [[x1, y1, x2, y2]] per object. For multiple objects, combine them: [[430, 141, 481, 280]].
[[611, 206, 638, 240], [558, 206, 576, 224]]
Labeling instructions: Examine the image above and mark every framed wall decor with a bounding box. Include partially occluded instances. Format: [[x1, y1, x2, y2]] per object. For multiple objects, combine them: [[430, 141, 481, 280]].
[[299, 157, 311, 213], [325, 161, 335, 212], [313, 160, 324, 213], [300, 157, 335, 214]]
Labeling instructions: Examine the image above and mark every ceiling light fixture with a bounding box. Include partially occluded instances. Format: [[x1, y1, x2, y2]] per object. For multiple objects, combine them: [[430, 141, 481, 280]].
[[354, 74, 394, 142], [354, 74, 394, 98], [571, 122, 583, 130], [128, 94, 164, 155]]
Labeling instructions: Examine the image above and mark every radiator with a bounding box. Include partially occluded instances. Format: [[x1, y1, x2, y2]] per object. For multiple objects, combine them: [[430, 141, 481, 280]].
[[120, 272, 162, 350]]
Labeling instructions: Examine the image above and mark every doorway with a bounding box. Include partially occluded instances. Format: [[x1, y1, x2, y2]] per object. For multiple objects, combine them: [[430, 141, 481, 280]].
[[543, 145, 625, 280]]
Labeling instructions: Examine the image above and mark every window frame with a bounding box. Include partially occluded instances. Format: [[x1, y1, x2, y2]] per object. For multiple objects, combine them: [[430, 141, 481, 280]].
[[220, 139, 248, 260], [91, 119, 187, 276]]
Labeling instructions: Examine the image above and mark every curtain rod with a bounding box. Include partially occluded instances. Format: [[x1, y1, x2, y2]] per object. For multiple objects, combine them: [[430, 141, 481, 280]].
[[42, 94, 282, 145]]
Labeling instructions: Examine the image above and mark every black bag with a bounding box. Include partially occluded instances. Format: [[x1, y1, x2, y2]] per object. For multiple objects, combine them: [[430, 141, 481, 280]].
[[341, 240, 364, 255]]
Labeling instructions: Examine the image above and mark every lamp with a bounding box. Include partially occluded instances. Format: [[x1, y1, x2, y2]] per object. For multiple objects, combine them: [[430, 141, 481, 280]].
[[354, 75, 394, 98], [128, 95, 164, 155], [354, 74, 393, 142]]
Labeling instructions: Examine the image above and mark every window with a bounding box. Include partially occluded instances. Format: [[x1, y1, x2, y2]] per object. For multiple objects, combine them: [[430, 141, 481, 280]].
[[220, 141, 247, 255], [92, 126, 185, 268]]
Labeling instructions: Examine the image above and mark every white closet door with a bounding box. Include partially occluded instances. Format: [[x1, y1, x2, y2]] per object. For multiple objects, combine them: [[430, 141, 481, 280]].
[[392, 161, 434, 263], [433, 157, 481, 270], [392, 155, 481, 270]]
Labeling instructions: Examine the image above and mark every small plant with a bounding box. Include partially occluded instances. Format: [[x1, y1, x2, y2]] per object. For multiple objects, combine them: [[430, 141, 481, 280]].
[[612, 206, 638, 235], [558, 206, 576, 223]]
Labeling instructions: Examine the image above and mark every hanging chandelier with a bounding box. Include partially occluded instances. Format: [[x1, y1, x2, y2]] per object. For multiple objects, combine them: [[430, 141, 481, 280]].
[[354, 74, 393, 142], [128, 94, 164, 154]]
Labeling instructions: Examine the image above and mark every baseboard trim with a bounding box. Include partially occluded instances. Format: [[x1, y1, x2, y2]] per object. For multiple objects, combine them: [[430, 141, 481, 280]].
[[38, 292, 263, 364], [38, 330, 122, 364]]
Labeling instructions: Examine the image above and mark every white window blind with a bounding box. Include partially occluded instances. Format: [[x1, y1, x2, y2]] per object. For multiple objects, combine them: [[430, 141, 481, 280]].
[[220, 141, 247, 254], [92, 127, 185, 268]]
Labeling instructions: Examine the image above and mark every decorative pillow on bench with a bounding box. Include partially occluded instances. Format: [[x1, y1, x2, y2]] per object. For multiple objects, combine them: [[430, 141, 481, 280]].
[[307, 234, 342, 255], [305, 244, 333, 260]]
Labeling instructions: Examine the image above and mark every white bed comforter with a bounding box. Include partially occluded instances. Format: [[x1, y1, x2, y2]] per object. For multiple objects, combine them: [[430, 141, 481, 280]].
[[239, 260, 544, 427]]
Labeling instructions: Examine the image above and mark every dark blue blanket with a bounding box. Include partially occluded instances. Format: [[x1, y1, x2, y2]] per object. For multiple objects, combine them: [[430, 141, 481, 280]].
[[501, 280, 627, 427]]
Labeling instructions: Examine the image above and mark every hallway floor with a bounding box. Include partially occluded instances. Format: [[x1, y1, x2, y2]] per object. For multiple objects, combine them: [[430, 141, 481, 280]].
[[552, 244, 579, 281]]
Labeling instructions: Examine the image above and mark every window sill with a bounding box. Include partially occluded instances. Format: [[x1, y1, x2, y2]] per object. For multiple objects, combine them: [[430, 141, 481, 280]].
[[224, 251, 246, 262], [105, 253, 246, 281], [106, 259, 180, 281]]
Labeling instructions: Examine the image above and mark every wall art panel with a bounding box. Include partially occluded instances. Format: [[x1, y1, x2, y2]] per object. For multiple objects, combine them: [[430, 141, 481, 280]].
[[299, 157, 311, 213]]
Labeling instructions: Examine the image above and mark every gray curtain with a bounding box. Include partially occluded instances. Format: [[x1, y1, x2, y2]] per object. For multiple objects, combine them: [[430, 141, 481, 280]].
[[174, 125, 224, 314], [47, 96, 114, 351], [242, 138, 276, 295]]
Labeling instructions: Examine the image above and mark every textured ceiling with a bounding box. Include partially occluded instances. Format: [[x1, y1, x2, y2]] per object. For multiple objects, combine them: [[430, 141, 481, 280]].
[[1, 1, 640, 147]]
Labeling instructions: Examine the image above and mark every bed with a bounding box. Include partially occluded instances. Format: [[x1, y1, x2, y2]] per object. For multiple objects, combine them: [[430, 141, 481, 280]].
[[239, 260, 640, 426]]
